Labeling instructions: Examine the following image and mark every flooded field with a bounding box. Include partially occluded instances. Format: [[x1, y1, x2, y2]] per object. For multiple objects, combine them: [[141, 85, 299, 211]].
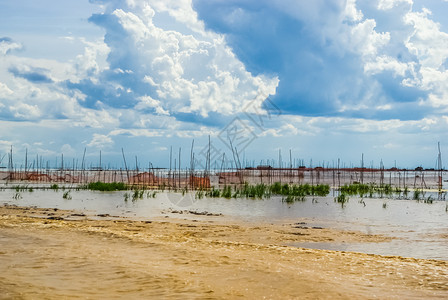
[[1, 185, 447, 261]]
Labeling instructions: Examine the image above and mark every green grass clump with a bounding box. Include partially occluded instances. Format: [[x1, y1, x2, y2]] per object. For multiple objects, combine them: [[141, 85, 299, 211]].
[[86, 182, 128, 191], [147, 191, 157, 198], [270, 182, 283, 195], [195, 189, 205, 199], [190, 182, 330, 201], [403, 187, 409, 198], [338, 183, 402, 198], [334, 193, 349, 207], [63, 191, 72, 200], [282, 195, 296, 203], [240, 183, 268, 199], [340, 183, 370, 196], [206, 187, 221, 198], [132, 189, 144, 201], [424, 196, 433, 204], [14, 185, 29, 192], [269, 182, 330, 198], [221, 186, 232, 199], [123, 192, 130, 202], [312, 184, 330, 197], [212, 182, 332, 201], [413, 189, 422, 201]]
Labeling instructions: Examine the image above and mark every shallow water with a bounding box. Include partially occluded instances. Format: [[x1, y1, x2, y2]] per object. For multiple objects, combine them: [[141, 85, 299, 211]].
[[1, 188, 447, 260]]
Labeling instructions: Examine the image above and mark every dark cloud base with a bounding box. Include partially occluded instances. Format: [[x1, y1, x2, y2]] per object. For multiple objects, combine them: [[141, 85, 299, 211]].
[[192, 0, 431, 121]]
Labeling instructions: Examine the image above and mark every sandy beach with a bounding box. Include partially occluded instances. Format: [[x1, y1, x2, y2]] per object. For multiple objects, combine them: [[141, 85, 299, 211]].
[[0, 204, 447, 299]]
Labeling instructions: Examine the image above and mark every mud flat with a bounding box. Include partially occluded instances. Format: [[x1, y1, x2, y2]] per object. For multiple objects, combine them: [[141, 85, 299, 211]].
[[0, 204, 447, 299]]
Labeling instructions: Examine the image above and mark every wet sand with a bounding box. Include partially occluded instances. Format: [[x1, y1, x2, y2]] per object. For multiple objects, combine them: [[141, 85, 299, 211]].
[[0, 205, 447, 299]]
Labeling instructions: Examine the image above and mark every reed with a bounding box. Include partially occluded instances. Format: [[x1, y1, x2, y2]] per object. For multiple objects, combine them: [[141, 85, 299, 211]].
[[205, 187, 221, 198], [413, 189, 422, 200], [240, 183, 268, 199], [269, 182, 284, 195], [14, 185, 28, 192], [338, 183, 405, 199], [221, 186, 232, 199], [132, 189, 144, 201], [340, 183, 370, 196], [147, 191, 157, 198], [403, 186, 409, 198], [424, 196, 433, 204], [198, 182, 332, 201], [123, 192, 130, 202], [269, 182, 330, 198], [195, 189, 205, 199]]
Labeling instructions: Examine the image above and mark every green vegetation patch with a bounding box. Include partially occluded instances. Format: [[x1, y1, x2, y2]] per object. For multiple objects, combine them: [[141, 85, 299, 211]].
[[202, 182, 331, 200], [86, 182, 128, 191]]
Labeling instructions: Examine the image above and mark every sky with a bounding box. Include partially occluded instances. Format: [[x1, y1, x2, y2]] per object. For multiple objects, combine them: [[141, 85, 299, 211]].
[[1, 0, 448, 170]]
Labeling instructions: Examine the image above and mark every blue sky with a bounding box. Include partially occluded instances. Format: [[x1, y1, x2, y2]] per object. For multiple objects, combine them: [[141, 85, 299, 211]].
[[1, 0, 448, 169]]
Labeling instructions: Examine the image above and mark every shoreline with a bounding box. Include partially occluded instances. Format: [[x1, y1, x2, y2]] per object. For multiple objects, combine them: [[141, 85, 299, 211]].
[[1, 167, 447, 191], [1, 204, 447, 299]]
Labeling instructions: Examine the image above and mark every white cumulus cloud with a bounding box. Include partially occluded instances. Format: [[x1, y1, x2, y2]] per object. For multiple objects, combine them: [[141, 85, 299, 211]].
[[377, 0, 413, 11], [86, 0, 279, 117], [87, 133, 114, 149]]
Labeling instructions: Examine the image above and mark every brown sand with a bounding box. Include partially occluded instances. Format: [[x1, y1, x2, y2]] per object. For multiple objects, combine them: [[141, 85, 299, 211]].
[[0, 204, 447, 299]]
